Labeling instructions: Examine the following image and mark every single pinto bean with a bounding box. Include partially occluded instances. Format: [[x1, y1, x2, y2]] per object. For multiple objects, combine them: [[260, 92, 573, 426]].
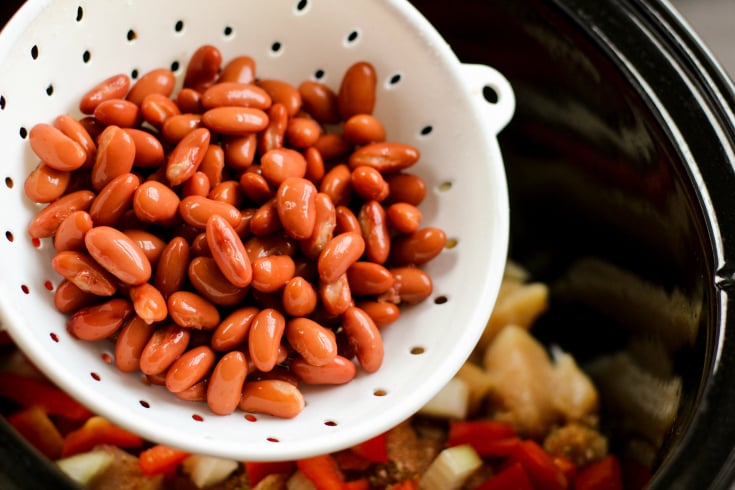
[[93, 98, 140, 128], [276, 177, 317, 240], [53, 280, 98, 314], [351, 165, 389, 202], [211, 306, 259, 351], [167, 291, 220, 330], [299, 192, 336, 260], [165, 345, 216, 393], [385, 172, 426, 206], [206, 214, 252, 288], [124, 128, 165, 168], [386, 202, 422, 233], [53, 210, 93, 252], [218, 55, 256, 84], [282, 276, 318, 317], [223, 134, 257, 170], [251, 255, 296, 293], [320, 164, 352, 207], [51, 250, 118, 296], [129, 283, 168, 324], [348, 142, 420, 173], [201, 107, 269, 135], [53, 115, 96, 167], [176, 88, 204, 114], [154, 237, 190, 298], [207, 351, 248, 415], [317, 232, 365, 284], [183, 44, 222, 93], [261, 148, 307, 187], [387, 267, 433, 304], [126, 68, 176, 106], [285, 117, 321, 148], [342, 306, 383, 373], [285, 317, 338, 367], [355, 300, 400, 328], [199, 144, 225, 186], [250, 198, 282, 236], [89, 172, 139, 227], [124, 230, 166, 266], [304, 146, 326, 185], [346, 262, 394, 296], [79, 73, 130, 114], [248, 308, 286, 373], [359, 200, 390, 264], [179, 195, 241, 229], [92, 125, 136, 191], [202, 82, 271, 109], [298, 80, 340, 124], [291, 355, 356, 385], [85, 226, 152, 285], [319, 273, 352, 316], [343, 114, 386, 144], [28, 190, 95, 239], [239, 379, 305, 418], [133, 180, 181, 226], [256, 79, 301, 116], [335, 205, 361, 235], [338, 61, 377, 119], [239, 171, 272, 204], [166, 127, 211, 186], [67, 298, 132, 341], [161, 113, 202, 142], [140, 93, 181, 129], [29, 123, 87, 172], [139, 324, 191, 375], [258, 103, 289, 153], [390, 227, 447, 266], [188, 256, 249, 306], [114, 315, 156, 373]]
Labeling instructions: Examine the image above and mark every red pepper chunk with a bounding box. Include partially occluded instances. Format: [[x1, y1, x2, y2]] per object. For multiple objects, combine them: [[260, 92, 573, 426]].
[[0, 372, 92, 420], [510, 440, 568, 490], [386, 480, 419, 490], [574, 455, 623, 490], [6, 406, 64, 460], [475, 462, 534, 490], [61, 416, 144, 458], [139, 444, 191, 477], [296, 454, 344, 490], [447, 420, 520, 457], [351, 431, 389, 463]]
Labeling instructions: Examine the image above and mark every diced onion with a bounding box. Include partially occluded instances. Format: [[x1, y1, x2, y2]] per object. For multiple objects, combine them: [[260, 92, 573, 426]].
[[56, 449, 115, 485], [419, 444, 483, 490], [181, 454, 239, 488], [418, 377, 470, 420]]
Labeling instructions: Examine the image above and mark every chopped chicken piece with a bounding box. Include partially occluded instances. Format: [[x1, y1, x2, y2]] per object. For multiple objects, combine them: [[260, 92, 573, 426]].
[[483, 325, 599, 438]]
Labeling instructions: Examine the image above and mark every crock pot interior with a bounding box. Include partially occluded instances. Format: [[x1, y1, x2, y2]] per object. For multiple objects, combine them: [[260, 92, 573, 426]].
[[414, 0, 726, 486]]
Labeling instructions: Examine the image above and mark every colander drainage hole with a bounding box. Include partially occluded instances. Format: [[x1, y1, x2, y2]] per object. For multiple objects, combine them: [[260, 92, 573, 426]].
[[373, 388, 387, 397], [19, 127, 27, 139], [126, 29, 137, 42], [420, 125, 433, 136], [313, 69, 325, 80], [445, 237, 458, 250], [46, 84, 53, 96], [5, 231, 13, 242], [131, 69, 139, 80], [90, 372, 101, 381], [324, 420, 337, 427], [345, 30, 360, 45], [139, 400, 150, 408], [174, 20, 184, 33], [244, 414, 257, 422], [4, 176, 13, 188], [437, 180, 452, 192], [75, 6, 83, 22], [82, 50, 91, 64], [266, 437, 279, 443], [50, 332, 59, 343], [20, 284, 29, 295], [483, 85, 499, 104], [410, 346, 425, 355], [192, 414, 204, 422], [30, 45, 39, 60], [387, 73, 402, 87], [0, 95, 5, 110], [223, 26, 234, 37], [170, 61, 180, 73], [270, 42, 283, 55], [295, 0, 309, 13]]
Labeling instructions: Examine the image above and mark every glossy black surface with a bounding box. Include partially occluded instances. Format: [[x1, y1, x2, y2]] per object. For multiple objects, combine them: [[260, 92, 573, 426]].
[[3, 0, 735, 488]]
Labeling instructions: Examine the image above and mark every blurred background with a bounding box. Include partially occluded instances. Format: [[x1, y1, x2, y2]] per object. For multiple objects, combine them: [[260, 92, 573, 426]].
[[673, 0, 735, 76]]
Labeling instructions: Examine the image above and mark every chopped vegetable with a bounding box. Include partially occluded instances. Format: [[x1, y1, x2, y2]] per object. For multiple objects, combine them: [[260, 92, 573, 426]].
[[56, 448, 115, 485], [181, 454, 239, 488], [246, 460, 295, 485], [0, 371, 92, 420], [7, 405, 64, 459], [296, 454, 344, 490], [573, 455, 623, 490], [419, 444, 483, 490], [342, 478, 371, 490], [138, 444, 190, 477], [286, 470, 318, 490], [474, 462, 533, 490], [418, 377, 470, 420], [386, 480, 419, 490], [447, 420, 520, 458], [351, 431, 389, 463], [454, 362, 494, 414], [61, 416, 144, 458], [510, 440, 567, 490]]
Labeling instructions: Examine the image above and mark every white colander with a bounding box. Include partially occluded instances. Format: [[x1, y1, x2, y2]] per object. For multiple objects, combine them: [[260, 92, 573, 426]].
[[0, 0, 513, 461]]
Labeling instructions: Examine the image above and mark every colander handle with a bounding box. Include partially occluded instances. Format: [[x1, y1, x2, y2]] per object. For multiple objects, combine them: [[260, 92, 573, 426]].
[[459, 63, 516, 134]]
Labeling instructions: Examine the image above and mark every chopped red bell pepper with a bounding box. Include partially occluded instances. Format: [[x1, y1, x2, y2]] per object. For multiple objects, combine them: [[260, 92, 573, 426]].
[[554, 455, 578, 483], [244, 460, 295, 485], [139, 444, 191, 478], [573, 455, 623, 490], [343, 478, 371, 490], [447, 420, 520, 457], [475, 461, 534, 490], [6, 405, 64, 460], [351, 431, 389, 463], [510, 440, 568, 490], [296, 454, 344, 490], [335, 449, 373, 471], [61, 415, 144, 457], [0, 371, 92, 420]]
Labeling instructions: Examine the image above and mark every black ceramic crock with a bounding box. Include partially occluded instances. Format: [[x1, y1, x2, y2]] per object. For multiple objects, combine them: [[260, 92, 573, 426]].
[[2, 1, 735, 489]]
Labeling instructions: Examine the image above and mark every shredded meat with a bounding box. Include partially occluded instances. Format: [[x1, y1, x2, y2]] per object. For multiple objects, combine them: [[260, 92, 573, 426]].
[[543, 422, 608, 466], [370, 420, 443, 487]]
